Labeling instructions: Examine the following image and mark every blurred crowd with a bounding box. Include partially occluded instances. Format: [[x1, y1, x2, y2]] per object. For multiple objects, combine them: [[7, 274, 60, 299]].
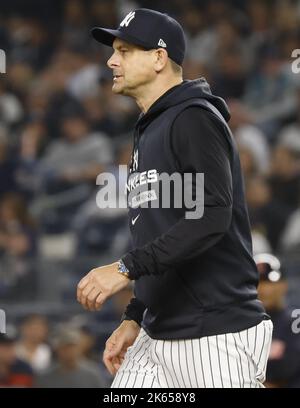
[[0, 0, 300, 387], [0, 314, 113, 387]]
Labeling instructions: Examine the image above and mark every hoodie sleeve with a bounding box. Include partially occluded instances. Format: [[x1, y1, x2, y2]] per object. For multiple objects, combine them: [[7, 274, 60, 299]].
[[122, 107, 233, 280], [121, 297, 146, 326]]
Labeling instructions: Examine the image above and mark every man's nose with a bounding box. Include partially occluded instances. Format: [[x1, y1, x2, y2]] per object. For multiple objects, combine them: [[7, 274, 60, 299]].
[[107, 53, 120, 69]]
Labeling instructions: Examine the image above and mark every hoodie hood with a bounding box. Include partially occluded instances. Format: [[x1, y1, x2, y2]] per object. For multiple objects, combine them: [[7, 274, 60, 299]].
[[137, 78, 231, 132]]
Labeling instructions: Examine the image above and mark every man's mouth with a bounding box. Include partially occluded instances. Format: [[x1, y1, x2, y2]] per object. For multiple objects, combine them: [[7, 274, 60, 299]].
[[113, 75, 123, 81]]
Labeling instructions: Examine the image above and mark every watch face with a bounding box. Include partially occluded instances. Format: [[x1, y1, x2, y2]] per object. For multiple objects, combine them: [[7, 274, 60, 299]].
[[119, 261, 127, 271], [118, 261, 129, 276]]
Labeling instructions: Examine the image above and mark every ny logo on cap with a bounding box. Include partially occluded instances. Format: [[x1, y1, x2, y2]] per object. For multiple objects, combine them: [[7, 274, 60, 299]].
[[120, 11, 135, 27]]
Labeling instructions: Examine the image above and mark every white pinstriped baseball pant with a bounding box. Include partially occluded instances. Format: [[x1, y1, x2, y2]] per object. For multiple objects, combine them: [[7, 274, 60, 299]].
[[111, 319, 273, 388]]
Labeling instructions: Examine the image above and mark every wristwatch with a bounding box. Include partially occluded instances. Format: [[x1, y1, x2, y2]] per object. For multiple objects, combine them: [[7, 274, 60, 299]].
[[117, 259, 131, 279]]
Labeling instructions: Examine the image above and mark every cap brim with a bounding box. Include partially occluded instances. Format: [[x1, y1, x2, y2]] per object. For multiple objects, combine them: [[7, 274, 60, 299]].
[[91, 27, 122, 47], [91, 27, 153, 50]]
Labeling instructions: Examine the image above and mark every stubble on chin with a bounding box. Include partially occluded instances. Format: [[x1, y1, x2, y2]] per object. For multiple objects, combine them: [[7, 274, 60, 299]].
[[112, 84, 123, 94], [113, 85, 133, 97]]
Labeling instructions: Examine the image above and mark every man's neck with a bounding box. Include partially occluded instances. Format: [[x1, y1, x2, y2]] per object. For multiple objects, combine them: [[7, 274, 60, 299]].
[[135, 77, 183, 113]]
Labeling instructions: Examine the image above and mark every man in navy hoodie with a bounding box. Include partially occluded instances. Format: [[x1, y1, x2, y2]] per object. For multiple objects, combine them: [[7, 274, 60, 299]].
[[77, 9, 272, 388]]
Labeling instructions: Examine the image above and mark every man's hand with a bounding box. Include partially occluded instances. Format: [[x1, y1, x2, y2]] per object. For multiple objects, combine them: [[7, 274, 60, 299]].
[[103, 320, 140, 375], [77, 262, 130, 311]]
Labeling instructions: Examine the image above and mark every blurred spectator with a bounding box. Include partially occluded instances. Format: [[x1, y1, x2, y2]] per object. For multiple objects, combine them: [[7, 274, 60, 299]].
[[35, 327, 105, 388], [89, 0, 118, 28], [43, 79, 83, 138], [243, 143, 300, 252], [0, 333, 33, 387], [183, 59, 210, 82], [246, 175, 289, 251], [7, 16, 54, 71], [280, 206, 300, 255], [211, 48, 247, 99], [6, 61, 35, 97], [0, 193, 37, 299], [278, 28, 300, 64], [74, 323, 112, 387], [77, 326, 98, 362], [14, 119, 48, 199], [0, 127, 18, 197], [67, 55, 101, 102], [256, 253, 300, 388], [246, 0, 273, 52], [82, 93, 119, 136], [243, 47, 295, 139], [33, 111, 113, 232], [268, 145, 300, 213], [183, 7, 211, 64], [273, 2, 300, 33], [238, 146, 258, 179], [229, 99, 270, 174], [39, 112, 112, 191], [277, 84, 300, 154], [16, 315, 51, 373], [72, 136, 130, 256], [0, 81, 24, 128], [62, 0, 89, 50]]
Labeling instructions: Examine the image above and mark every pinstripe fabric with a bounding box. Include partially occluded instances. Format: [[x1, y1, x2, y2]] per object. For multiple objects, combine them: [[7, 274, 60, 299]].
[[111, 319, 273, 388]]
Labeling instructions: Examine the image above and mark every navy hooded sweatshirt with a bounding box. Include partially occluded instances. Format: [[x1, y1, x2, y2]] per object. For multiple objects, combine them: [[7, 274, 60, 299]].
[[121, 78, 269, 340]]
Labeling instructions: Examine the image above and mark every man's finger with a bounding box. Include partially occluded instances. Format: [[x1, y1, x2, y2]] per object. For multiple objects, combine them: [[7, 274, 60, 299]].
[[103, 358, 115, 375], [95, 292, 107, 310], [113, 362, 121, 372], [111, 356, 121, 373], [106, 340, 123, 358], [78, 276, 90, 291], [103, 348, 117, 375], [86, 287, 102, 311], [103, 336, 125, 373], [78, 284, 94, 308], [77, 276, 90, 300], [113, 354, 124, 371], [105, 337, 116, 352]]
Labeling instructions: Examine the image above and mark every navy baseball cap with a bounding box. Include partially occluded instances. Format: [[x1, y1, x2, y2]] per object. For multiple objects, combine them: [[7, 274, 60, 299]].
[[91, 8, 186, 66]]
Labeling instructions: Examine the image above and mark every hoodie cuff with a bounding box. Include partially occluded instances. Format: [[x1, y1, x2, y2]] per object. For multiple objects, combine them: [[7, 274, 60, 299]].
[[121, 253, 141, 280], [121, 297, 146, 326]]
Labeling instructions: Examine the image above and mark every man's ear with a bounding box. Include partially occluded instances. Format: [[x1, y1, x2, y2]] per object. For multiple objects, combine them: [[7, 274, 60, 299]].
[[153, 48, 168, 72]]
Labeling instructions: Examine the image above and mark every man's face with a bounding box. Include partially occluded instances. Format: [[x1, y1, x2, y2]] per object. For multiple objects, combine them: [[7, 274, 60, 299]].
[[107, 38, 156, 95], [21, 317, 48, 344], [56, 343, 80, 365]]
